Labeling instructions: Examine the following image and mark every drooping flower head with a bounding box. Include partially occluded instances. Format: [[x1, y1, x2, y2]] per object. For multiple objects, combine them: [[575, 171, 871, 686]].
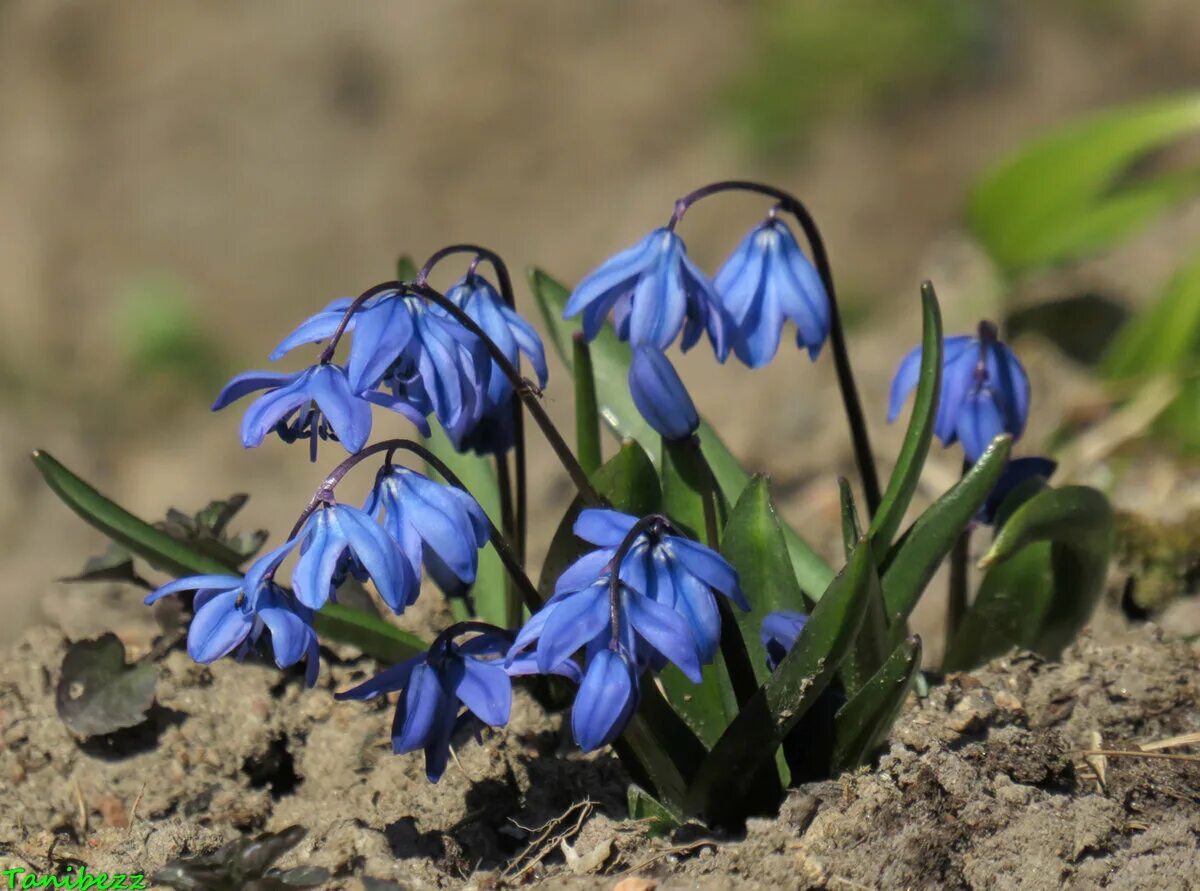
[[336, 626, 513, 782], [213, 363, 414, 460], [363, 464, 490, 598], [268, 288, 493, 452], [441, 273, 549, 455], [291, 502, 417, 614], [144, 540, 320, 685], [760, 610, 809, 672], [889, 321, 1031, 463], [628, 346, 699, 441], [980, 456, 1057, 526], [565, 228, 731, 361], [714, 217, 831, 368]]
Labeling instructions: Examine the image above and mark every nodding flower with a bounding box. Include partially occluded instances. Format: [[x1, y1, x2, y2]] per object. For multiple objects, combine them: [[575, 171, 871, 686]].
[[628, 346, 699, 441]]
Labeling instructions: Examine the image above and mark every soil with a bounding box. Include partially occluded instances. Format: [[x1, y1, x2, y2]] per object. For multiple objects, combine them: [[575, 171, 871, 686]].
[[3, 614, 1198, 890]]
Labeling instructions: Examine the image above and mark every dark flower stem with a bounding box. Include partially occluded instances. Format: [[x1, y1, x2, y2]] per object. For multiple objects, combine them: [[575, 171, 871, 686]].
[[669, 180, 882, 518], [317, 279, 601, 508], [430, 620, 512, 654], [416, 243, 530, 564], [606, 514, 677, 646], [285, 438, 544, 617]]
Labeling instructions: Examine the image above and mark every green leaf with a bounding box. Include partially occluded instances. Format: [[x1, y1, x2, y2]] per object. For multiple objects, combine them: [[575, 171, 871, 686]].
[[422, 421, 506, 627], [573, 334, 603, 477], [661, 436, 728, 544], [830, 634, 922, 773], [980, 485, 1115, 658], [33, 449, 427, 662], [869, 283, 942, 560], [722, 475, 810, 684], [683, 539, 875, 825], [527, 267, 834, 599], [968, 93, 1200, 273], [880, 435, 1012, 623], [837, 479, 890, 698], [627, 785, 682, 837]]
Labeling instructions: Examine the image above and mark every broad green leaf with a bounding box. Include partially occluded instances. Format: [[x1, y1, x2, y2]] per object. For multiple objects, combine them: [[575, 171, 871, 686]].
[[528, 267, 834, 599], [33, 449, 427, 661], [980, 485, 1115, 657], [627, 785, 682, 837], [942, 543, 1052, 672], [661, 436, 727, 543], [830, 634, 922, 773], [969, 93, 1200, 273], [880, 435, 1012, 622], [613, 682, 708, 811], [536, 440, 661, 598], [837, 479, 890, 698], [422, 421, 506, 627], [683, 540, 875, 826], [869, 283, 942, 560], [722, 475, 810, 684], [573, 334, 603, 477]]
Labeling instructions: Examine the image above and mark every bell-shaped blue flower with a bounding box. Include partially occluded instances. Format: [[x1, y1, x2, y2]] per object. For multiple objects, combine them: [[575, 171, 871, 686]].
[[628, 346, 699, 441], [572, 646, 640, 752], [760, 610, 808, 672], [565, 228, 731, 360], [269, 290, 493, 450], [363, 464, 490, 597], [554, 509, 748, 666], [291, 503, 417, 613], [889, 321, 1030, 463], [214, 363, 411, 459], [336, 627, 513, 782], [145, 541, 320, 685], [714, 218, 831, 368], [441, 274, 549, 455]]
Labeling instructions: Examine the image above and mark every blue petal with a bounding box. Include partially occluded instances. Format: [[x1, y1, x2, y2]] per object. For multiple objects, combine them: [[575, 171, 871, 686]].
[[537, 584, 610, 674], [392, 661, 443, 754], [212, 371, 297, 412], [564, 230, 662, 325], [238, 374, 313, 448], [980, 456, 1056, 525], [625, 589, 702, 682], [985, 341, 1031, 440], [400, 472, 482, 584], [571, 648, 639, 752], [268, 299, 353, 361], [336, 654, 424, 701], [503, 305, 550, 388], [958, 389, 1006, 462], [553, 549, 614, 596], [361, 389, 432, 436], [628, 347, 699, 441], [291, 510, 344, 610], [423, 677, 460, 782], [678, 244, 730, 361], [242, 539, 302, 597], [346, 296, 415, 394], [144, 575, 240, 606], [667, 558, 722, 664], [936, 340, 980, 445], [573, 508, 638, 547], [257, 599, 314, 668], [334, 505, 417, 613], [667, 537, 747, 609], [505, 650, 582, 683], [761, 610, 808, 671], [450, 658, 512, 727], [887, 345, 923, 423], [308, 365, 373, 454], [627, 232, 687, 350], [187, 590, 254, 663]]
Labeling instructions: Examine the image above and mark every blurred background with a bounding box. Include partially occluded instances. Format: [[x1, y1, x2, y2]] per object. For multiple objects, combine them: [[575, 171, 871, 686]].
[[4, 0, 1199, 653]]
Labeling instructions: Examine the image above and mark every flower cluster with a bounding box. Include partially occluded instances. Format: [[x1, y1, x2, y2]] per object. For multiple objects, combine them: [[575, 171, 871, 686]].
[[568, 215, 831, 440]]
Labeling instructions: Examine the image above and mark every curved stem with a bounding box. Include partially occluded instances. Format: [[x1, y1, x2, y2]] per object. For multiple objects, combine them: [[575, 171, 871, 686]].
[[431, 620, 512, 654], [669, 180, 882, 517], [285, 438, 544, 614], [605, 514, 677, 646]]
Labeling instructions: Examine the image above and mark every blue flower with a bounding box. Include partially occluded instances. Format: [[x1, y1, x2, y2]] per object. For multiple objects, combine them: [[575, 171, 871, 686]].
[[268, 289, 492, 449], [713, 218, 831, 368], [555, 509, 748, 665], [336, 628, 513, 782], [442, 273, 549, 455], [565, 228, 731, 360], [572, 647, 640, 752], [760, 611, 808, 672], [980, 456, 1056, 526], [889, 322, 1031, 463], [628, 346, 699, 441], [291, 503, 417, 613], [214, 363, 409, 459], [144, 541, 320, 685], [363, 464, 490, 598]]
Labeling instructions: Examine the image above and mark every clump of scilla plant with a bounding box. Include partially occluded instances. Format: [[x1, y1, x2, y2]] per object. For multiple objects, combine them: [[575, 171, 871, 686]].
[[37, 180, 1114, 829]]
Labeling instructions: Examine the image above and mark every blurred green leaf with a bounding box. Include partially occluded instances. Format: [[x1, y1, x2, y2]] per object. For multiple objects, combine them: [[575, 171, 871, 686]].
[[422, 421, 506, 626], [33, 449, 427, 662], [880, 435, 1012, 623], [56, 633, 157, 739], [114, 275, 226, 390], [683, 539, 874, 825], [969, 93, 1200, 273], [837, 479, 890, 698], [830, 634, 922, 773], [1007, 293, 1130, 366], [527, 267, 834, 599], [869, 283, 942, 560], [627, 785, 682, 837]]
